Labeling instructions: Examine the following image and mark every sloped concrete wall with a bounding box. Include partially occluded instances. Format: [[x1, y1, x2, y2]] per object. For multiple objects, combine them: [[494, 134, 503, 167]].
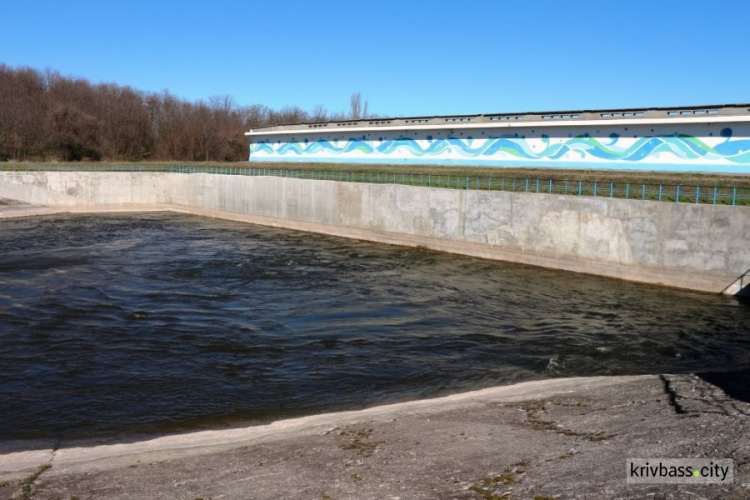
[[1, 171, 748, 293]]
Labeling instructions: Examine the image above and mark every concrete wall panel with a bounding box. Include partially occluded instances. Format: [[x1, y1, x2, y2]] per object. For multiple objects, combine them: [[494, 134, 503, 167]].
[[1, 171, 748, 294]]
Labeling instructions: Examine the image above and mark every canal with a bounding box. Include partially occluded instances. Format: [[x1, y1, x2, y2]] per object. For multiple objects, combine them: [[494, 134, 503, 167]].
[[1, 213, 748, 440]]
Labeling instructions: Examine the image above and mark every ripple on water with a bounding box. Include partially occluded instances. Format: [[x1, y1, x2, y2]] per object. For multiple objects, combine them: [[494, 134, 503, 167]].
[[0, 212, 749, 441]]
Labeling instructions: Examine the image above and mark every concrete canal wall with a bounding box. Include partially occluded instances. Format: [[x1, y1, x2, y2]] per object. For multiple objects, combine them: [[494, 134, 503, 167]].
[[1, 171, 748, 294]]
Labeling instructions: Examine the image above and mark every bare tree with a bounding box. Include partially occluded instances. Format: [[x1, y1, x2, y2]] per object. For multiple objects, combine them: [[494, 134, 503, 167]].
[[349, 92, 369, 120], [241, 104, 271, 129], [208, 95, 235, 113], [0, 63, 373, 162], [311, 104, 328, 123], [0, 65, 48, 160]]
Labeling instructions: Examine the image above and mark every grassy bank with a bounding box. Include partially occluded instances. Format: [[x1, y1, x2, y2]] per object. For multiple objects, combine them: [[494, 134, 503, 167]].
[[4, 161, 750, 187], [3, 161, 750, 205]]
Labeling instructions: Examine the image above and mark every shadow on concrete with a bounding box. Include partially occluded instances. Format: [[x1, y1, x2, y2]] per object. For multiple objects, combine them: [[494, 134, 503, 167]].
[[696, 369, 750, 405], [0, 197, 28, 206]]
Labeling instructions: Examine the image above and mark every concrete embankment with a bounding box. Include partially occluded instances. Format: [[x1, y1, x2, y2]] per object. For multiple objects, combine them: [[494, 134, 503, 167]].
[[1, 171, 749, 293], [1, 374, 748, 499]]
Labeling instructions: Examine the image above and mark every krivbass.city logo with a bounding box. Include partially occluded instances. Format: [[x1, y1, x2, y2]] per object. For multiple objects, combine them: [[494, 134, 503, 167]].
[[627, 459, 734, 484]]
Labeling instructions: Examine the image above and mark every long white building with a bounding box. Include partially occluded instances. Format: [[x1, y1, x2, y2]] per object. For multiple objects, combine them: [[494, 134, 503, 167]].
[[246, 104, 750, 173]]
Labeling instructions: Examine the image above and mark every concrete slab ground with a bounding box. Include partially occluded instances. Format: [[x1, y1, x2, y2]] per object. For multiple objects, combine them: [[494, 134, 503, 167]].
[[1, 374, 748, 499]]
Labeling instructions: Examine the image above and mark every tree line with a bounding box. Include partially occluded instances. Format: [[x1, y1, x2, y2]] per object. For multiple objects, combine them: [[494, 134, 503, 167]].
[[0, 64, 371, 162]]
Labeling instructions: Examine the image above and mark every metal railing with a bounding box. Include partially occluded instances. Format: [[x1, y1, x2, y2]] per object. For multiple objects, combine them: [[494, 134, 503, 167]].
[[722, 268, 750, 296], [2, 164, 749, 206]]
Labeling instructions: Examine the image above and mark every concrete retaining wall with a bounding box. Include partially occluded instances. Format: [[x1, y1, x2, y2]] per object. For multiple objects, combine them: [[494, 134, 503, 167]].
[[1, 171, 748, 294]]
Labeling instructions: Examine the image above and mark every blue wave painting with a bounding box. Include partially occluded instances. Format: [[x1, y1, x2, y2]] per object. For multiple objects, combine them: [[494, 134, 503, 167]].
[[251, 128, 750, 164]]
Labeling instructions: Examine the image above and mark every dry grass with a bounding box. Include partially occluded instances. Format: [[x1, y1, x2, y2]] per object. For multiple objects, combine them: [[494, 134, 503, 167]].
[[4, 161, 750, 187]]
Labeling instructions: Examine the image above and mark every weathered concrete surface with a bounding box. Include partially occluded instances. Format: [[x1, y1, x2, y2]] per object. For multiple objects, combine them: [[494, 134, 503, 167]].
[[1, 374, 748, 499], [0, 171, 749, 293]]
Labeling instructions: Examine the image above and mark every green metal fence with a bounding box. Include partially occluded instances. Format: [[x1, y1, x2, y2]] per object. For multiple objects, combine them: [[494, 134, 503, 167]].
[[2, 164, 749, 206]]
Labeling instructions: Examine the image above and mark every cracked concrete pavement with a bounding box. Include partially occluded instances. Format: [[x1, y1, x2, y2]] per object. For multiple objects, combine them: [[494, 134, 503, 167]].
[[1, 374, 748, 499]]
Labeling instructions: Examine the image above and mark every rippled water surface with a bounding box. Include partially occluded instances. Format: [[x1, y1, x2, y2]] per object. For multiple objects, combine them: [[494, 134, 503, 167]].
[[1, 213, 749, 440]]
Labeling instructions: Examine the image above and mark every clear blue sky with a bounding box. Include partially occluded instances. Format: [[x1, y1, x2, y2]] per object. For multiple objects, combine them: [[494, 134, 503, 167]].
[[3, 0, 749, 117]]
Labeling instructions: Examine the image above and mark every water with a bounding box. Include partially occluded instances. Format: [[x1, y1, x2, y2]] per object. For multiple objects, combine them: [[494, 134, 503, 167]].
[[1, 213, 748, 441]]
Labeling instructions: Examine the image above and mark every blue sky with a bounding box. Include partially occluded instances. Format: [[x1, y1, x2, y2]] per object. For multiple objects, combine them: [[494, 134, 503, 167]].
[[2, 0, 749, 117]]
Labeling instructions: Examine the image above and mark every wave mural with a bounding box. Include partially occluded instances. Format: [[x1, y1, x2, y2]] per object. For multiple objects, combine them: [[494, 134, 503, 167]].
[[250, 127, 750, 167]]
